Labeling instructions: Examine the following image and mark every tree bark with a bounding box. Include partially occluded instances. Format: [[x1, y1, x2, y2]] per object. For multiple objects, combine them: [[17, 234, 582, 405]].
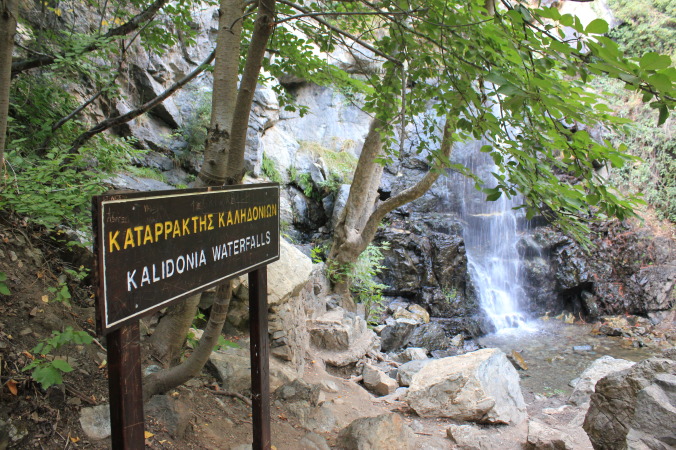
[[225, 0, 276, 185], [147, 294, 202, 366], [194, 0, 245, 188], [0, 0, 18, 179]]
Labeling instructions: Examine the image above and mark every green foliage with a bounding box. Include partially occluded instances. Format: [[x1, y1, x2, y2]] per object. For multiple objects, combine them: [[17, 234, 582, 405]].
[[47, 283, 72, 305], [1, 137, 140, 232], [310, 244, 328, 264], [23, 327, 93, 390], [261, 153, 283, 183], [607, 0, 676, 61], [442, 287, 458, 303], [128, 166, 168, 183], [173, 88, 212, 154], [328, 242, 390, 324], [0, 272, 10, 296]]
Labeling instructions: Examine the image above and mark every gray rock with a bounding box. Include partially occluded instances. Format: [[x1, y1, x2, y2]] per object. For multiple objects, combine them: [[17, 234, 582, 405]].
[[105, 173, 175, 192], [308, 308, 379, 367], [568, 355, 635, 406], [397, 359, 433, 387], [337, 413, 415, 450], [299, 432, 331, 450], [380, 318, 417, 353], [145, 395, 190, 439], [79, 404, 111, 440], [405, 348, 527, 424], [362, 364, 398, 396], [525, 420, 573, 449], [397, 347, 428, 363], [406, 321, 451, 352], [583, 357, 676, 450]]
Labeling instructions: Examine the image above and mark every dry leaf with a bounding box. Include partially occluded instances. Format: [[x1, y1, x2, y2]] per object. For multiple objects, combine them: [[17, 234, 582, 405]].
[[41, 295, 49, 303], [70, 437, 80, 443], [98, 360, 107, 369], [29, 307, 39, 317], [22, 351, 34, 360], [144, 431, 154, 439], [6, 379, 18, 395]]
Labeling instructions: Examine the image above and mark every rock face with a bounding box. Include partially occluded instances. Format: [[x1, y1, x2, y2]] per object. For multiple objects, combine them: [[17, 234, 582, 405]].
[[583, 357, 676, 450], [405, 348, 527, 424], [336, 413, 415, 450], [568, 355, 636, 406]]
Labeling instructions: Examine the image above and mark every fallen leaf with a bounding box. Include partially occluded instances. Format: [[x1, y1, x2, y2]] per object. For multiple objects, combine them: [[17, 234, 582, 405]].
[[6, 379, 18, 395], [144, 431, 154, 439], [41, 295, 49, 303], [22, 351, 34, 360], [98, 360, 107, 369], [70, 437, 80, 443], [29, 307, 39, 317]]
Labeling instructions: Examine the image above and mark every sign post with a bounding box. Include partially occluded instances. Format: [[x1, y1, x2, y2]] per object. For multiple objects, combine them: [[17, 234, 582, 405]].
[[92, 184, 280, 449]]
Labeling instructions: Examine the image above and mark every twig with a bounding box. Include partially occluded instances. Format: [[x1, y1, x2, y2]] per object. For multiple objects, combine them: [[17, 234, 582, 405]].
[[92, 338, 106, 352], [63, 383, 97, 405], [210, 389, 252, 406]]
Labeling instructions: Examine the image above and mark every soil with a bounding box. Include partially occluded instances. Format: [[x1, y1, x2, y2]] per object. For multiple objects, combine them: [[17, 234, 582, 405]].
[[1, 213, 674, 449]]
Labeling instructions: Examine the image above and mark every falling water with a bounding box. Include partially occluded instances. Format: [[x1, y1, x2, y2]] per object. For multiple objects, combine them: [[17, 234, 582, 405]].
[[446, 139, 531, 331]]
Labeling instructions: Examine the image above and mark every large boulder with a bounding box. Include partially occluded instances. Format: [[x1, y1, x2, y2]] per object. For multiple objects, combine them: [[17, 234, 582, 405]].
[[583, 357, 676, 449], [405, 348, 527, 424], [308, 308, 379, 367], [568, 355, 636, 406], [336, 413, 415, 450]]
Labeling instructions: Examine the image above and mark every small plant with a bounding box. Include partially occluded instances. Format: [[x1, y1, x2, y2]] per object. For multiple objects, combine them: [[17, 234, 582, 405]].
[[23, 327, 93, 389], [0, 272, 9, 295], [310, 244, 327, 264], [128, 166, 168, 183], [442, 286, 458, 303], [261, 153, 283, 183], [47, 282, 72, 305]]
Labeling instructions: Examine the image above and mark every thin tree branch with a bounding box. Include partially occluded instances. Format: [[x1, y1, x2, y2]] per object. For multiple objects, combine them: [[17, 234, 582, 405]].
[[67, 49, 216, 155]]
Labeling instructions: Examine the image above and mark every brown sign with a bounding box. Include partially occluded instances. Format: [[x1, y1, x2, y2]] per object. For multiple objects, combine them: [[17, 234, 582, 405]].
[[92, 184, 280, 334]]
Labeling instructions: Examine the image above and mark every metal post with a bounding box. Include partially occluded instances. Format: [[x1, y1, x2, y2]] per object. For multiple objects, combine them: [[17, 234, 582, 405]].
[[107, 321, 145, 449], [248, 268, 271, 449]]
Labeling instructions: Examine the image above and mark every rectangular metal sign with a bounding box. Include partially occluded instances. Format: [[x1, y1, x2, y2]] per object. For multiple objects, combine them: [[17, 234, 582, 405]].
[[92, 184, 280, 335]]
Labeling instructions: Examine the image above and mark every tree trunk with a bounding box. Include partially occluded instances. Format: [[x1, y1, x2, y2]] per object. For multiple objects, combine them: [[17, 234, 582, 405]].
[[0, 0, 18, 179], [328, 117, 454, 300], [147, 294, 202, 366], [143, 0, 278, 400], [194, 0, 244, 188]]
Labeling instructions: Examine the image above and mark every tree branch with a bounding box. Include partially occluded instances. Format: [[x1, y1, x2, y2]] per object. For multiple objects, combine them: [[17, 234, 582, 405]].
[[11, 0, 169, 76], [67, 49, 215, 155]]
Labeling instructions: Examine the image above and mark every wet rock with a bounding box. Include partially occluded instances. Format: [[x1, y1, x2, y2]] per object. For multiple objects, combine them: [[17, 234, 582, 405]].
[[362, 364, 398, 396], [79, 404, 111, 440], [145, 395, 190, 439], [568, 355, 635, 406], [336, 413, 415, 450], [405, 348, 527, 424], [525, 420, 573, 449], [583, 357, 676, 449]]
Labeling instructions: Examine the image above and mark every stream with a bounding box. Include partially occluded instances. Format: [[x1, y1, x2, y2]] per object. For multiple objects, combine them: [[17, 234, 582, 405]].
[[478, 319, 661, 396]]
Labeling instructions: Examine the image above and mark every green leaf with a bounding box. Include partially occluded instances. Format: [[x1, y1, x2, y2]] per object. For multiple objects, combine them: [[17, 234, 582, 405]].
[[585, 19, 608, 35], [658, 104, 669, 126], [639, 53, 672, 71], [51, 359, 74, 373], [647, 73, 672, 92], [0, 284, 9, 296]]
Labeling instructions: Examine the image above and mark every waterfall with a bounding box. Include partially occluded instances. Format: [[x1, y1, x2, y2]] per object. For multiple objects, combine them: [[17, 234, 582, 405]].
[[446, 139, 531, 331]]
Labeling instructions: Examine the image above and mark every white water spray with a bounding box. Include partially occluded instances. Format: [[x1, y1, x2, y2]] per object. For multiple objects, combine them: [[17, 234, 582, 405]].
[[446, 139, 532, 331]]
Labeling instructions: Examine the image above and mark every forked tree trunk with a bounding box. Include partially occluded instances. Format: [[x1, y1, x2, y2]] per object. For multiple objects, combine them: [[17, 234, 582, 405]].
[[0, 0, 18, 179], [328, 117, 454, 307], [144, 0, 277, 399]]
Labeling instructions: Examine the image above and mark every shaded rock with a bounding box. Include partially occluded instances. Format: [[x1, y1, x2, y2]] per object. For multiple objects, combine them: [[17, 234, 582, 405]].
[[583, 357, 676, 450], [406, 321, 450, 352], [397, 359, 433, 387], [308, 308, 379, 367], [79, 404, 111, 440], [405, 348, 526, 424], [568, 355, 635, 406], [396, 347, 428, 363], [380, 318, 417, 352], [145, 395, 190, 439], [276, 379, 338, 432], [362, 364, 398, 396], [208, 345, 297, 393], [525, 420, 573, 449], [105, 173, 175, 192], [336, 413, 415, 450]]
